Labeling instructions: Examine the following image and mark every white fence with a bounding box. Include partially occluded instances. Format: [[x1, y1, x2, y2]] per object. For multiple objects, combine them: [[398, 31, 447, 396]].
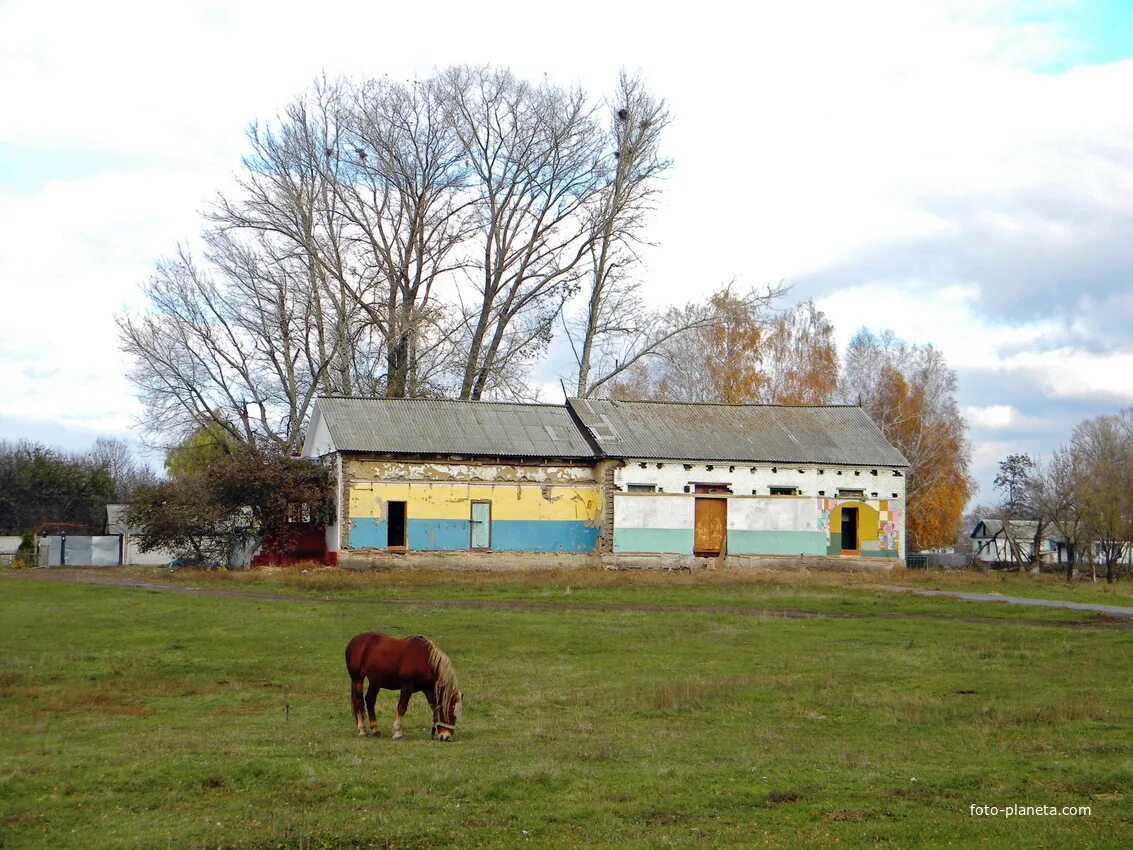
[[41, 535, 123, 567]]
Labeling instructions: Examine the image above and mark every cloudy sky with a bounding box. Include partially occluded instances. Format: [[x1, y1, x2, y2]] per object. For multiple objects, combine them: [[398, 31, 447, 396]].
[[3, 0, 1132, 503]]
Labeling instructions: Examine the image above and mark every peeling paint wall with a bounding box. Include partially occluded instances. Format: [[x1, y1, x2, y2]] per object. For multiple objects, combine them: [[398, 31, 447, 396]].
[[344, 457, 600, 553], [613, 493, 902, 558], [611, 458, 906, 560]]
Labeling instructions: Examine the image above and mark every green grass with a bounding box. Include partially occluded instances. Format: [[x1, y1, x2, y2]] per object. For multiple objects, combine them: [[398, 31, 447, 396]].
[[2, 569, 1131, 848]]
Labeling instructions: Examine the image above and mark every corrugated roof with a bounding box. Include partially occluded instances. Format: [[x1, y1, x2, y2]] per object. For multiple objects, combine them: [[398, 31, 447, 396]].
[[314, 397, 596, 459], [971, 519, 1041, 539], [566, 398, 908, 466]]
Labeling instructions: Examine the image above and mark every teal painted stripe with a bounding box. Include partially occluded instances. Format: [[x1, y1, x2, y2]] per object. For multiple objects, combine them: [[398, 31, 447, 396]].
[[614, 528, 694, 555], [728, 530, 828, 556]]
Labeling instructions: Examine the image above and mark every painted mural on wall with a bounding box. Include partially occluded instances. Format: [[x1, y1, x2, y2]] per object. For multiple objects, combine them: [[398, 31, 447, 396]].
[[819, 497, 901, 558]]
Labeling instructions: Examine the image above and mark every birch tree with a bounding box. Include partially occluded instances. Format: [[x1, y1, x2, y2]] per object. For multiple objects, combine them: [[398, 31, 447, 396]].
[[840, 329, 973, 551], [566, 72, 672, 397]]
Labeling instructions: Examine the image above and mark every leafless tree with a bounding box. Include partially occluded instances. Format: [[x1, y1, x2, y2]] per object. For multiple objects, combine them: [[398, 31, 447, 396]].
[[85, 437, 158, 503], [442, 66, 607, 400], [565, 72, 671, 397], [1071, 409, 1133, 582], [330, 75, 475, 397], [117, 242, 342, 450], [1030, 447, 1087, 580]]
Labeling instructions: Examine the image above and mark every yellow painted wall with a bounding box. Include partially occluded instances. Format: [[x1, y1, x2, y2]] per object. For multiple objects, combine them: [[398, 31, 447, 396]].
[[349, 481, 600, 523]]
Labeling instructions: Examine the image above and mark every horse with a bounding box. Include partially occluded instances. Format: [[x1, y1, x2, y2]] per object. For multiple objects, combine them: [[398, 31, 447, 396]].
[[344, 632, 462, 741]]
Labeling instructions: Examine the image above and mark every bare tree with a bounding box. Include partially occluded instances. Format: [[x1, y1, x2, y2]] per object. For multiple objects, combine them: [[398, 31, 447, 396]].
[[85, 437, 157, 502], [443, 66, 606, 400], [117, 239, 350, 450], [1071, 409, 1133, 583], [565, 72, 671, 397], [212, 82, 361, 398], [122, 66, 690, 449], [1030, 447, 1087, 580], [330, 76, 475, 397]]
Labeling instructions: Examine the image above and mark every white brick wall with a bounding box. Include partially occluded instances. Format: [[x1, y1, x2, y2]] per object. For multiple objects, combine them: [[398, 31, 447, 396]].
[[614, 459, 906, 501]]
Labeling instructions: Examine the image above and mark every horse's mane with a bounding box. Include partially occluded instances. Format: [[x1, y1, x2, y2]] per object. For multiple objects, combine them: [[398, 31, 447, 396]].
[[413, 636, 460, 706]]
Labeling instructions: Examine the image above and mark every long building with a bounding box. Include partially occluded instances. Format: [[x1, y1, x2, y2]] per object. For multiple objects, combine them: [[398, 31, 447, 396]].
[[301, 396, 909, 567]]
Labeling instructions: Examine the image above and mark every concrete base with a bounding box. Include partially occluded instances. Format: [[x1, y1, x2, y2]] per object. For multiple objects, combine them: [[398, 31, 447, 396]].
[[337, 550, 600, 571], [602, 553, 902, 572], [336, 550, 902, 573]]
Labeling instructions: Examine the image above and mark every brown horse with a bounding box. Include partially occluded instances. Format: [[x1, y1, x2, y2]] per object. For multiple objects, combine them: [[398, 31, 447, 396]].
[[344, 632, 462, 741]]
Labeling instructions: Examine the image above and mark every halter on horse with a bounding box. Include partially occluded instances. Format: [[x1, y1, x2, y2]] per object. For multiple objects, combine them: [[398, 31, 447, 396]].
[[344, 632, 462, 741]]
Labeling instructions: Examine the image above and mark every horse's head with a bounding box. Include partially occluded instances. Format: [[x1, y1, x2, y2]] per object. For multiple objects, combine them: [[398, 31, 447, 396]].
[[432, 689, 462, 741]]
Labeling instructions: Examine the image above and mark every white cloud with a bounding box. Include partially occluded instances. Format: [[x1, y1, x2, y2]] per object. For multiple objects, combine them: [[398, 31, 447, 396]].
[[963, 404, 1050, 431], [2, 0, 1132, 494]]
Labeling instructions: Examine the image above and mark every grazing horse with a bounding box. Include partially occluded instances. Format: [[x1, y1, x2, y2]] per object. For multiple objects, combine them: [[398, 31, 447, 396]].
[[344, 632, 462, 741]]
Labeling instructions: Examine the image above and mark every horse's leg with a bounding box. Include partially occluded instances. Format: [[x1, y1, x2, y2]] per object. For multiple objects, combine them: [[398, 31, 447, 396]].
[[365, 681, 381, 737], [350, 676, 367, 737], [392, 687, 413, 740], [423, 688, 438, 739]]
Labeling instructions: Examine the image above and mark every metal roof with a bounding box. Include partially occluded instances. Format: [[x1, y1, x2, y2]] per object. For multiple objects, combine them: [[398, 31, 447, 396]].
[[566, 398, 908, 466], [970, 519, 1042, 539], [313, 397, 596, 459]]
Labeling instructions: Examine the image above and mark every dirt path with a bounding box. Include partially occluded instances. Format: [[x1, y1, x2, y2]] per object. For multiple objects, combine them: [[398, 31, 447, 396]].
[[4, 568, 1131, 629], [867, 584, 1133, 618]]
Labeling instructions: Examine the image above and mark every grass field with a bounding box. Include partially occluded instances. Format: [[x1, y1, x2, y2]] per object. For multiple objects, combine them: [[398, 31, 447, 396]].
[[2, 566, 1131, 848]]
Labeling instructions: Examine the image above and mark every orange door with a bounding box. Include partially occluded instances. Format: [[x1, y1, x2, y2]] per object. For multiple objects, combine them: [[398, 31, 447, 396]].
[[694, 498, 727, 556]]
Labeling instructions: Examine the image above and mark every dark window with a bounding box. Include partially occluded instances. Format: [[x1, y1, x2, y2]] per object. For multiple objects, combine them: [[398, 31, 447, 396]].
[[387, 501, 407, 548], [627, 484, 657, 493], [769, 486, 799, 496]]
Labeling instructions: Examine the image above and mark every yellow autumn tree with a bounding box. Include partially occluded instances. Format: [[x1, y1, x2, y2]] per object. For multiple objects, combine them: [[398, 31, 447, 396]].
[[761, 299, 838, 404], [844, 333, 973, 551]]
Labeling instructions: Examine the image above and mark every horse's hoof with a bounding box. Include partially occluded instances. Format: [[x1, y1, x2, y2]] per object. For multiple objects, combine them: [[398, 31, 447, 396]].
[[392, 734, 404, 741]]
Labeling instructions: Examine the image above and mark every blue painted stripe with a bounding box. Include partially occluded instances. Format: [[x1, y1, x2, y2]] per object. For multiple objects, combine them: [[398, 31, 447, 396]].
[[614, 528, 694, 555], [491, 520, 598, 553], [346, 517, 597, 553], [349, 518, 387, 549], [408, 519, 469, 551]]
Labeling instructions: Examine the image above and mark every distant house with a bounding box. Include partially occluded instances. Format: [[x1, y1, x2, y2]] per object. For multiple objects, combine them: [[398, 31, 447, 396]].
[[969, 518, 1060, 564], [301, 396, 909, 567], [106, 504, 178, 565], [0, 536, 22, 566]]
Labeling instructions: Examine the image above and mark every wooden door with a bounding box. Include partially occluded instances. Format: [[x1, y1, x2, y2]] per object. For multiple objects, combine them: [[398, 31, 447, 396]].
[[694, 497, 727, 556]]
